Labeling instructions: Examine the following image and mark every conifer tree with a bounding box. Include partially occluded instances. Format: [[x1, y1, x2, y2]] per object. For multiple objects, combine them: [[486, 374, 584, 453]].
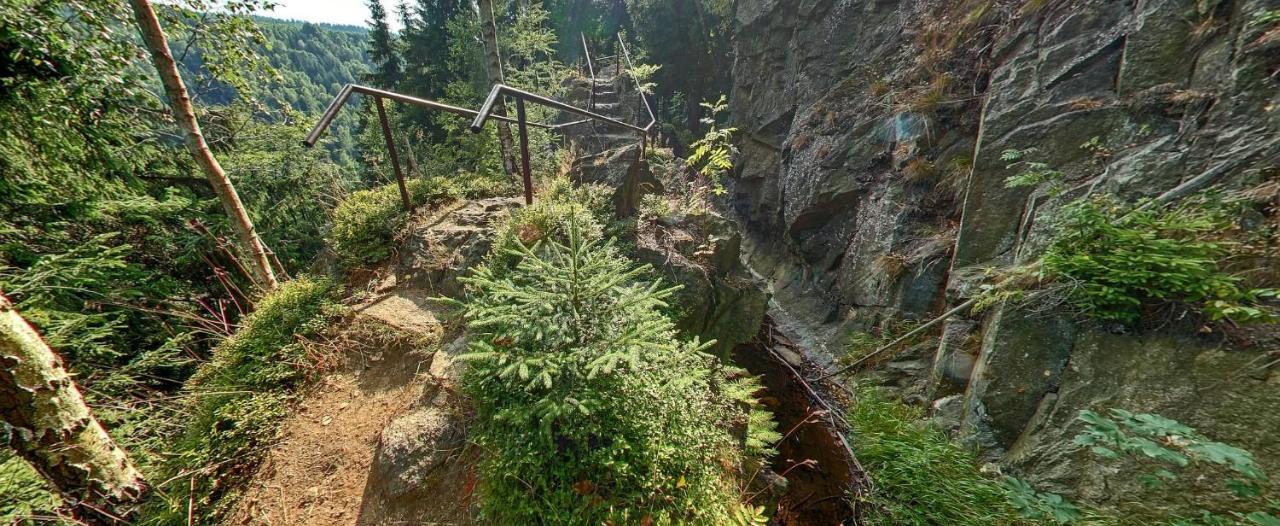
[[0, 294, 144, 523], [455, 205, 768, 524], [365, 0, 404, 88], [400, 0, 458, 99]]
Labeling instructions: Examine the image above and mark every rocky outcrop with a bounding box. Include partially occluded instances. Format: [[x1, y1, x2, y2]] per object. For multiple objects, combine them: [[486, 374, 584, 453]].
[[634, 212, 768, 354], [396, 197, 521, 296], [727, 0, 1280, 515], [365, 334, 467, 503], [562, 66, 658, 216]]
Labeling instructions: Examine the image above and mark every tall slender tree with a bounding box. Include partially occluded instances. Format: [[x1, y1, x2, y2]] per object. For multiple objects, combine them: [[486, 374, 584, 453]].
[[1, 294, 144, 523], [477, 0, 520, 179], [128, 0, 279, 291], [401, 0, 459, 99], [365, 0, 404, 88]]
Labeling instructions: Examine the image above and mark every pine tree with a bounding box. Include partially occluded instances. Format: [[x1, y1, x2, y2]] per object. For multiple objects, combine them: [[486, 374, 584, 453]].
[[0, 294, 144, 523], [454, 202, 767, 524], [400, 0, 459, 99], [365, 0, 404, 88]]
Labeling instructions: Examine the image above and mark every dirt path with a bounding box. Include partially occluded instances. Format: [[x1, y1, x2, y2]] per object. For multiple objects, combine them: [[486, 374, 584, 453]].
[[229, 291, 467, 525]]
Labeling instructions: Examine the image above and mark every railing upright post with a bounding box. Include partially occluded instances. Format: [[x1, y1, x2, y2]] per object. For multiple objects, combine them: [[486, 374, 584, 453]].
[[515, 97, 534, 205], [375, 96, 412, 211], [581, 33, 595, 113]]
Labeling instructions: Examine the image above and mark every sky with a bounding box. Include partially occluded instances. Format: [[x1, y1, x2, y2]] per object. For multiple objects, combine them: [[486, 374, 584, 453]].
[[263, 0, 401, 30]]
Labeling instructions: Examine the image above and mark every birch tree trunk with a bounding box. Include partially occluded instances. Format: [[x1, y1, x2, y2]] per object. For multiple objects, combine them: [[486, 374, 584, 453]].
[[0, 295, 144, 523], [477, 0, 520, 179], [128, 0, 279, 291]]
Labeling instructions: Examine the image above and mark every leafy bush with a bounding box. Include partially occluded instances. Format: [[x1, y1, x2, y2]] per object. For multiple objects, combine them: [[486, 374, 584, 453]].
[[327, 177, 461, 268], [1001, 148, 1065, 197], [485, 176, 615, 268], [1007, 409, 1280, 526], [144, 277, 341, 523], [847, 386, 1024, 525], [1002, 476, 1088, 524], [1041, 196, 1276, 324], [1076, 409, 1278, 525], [454, 203, 770, 524]]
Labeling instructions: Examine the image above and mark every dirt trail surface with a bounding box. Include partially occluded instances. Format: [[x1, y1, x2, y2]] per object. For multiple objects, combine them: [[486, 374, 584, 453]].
[[228, 195, 517, 525], [228, 292, 473, 525]]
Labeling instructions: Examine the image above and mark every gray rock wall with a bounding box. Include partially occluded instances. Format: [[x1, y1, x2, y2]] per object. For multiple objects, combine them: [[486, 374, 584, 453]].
[[726, 0, 1280, 515]]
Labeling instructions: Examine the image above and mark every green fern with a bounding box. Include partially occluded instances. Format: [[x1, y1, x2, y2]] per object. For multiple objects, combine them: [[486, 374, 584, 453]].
[[687, 95, 738, 196]]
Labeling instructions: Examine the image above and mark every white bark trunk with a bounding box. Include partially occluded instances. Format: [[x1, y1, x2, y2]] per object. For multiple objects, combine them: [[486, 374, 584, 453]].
[[129, 0, 279, 291], [0, 294, 145, 523], [477, 0, 521, 180]]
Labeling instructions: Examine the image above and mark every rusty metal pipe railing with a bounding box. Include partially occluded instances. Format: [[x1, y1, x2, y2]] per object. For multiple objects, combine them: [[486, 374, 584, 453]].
[[471, 84, 646, 135], [374, 97, 411, 210], [303, 84, 558, 149], [303, 84, 589, 211], [470, 83, 649, 205], [580, 33, 595, 113], [615, 35, 656, 134]]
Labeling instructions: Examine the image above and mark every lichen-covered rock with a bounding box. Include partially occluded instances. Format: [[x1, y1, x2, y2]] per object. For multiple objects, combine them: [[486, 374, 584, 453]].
[[569, 144, 659, 216], [364, 336, 470, 514], [368, 400, 463, 500], [396, 197, 520, 296], [726, 0, 1280, 515], [633, 212, 769, 354]]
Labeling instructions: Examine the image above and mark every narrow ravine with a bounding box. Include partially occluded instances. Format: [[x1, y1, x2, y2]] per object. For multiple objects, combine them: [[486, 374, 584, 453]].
[[733, 318, 861, 525]]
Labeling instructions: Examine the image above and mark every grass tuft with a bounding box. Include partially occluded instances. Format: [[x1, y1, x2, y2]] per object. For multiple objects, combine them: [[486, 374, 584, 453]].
[[140, 277, 342, 524], [848, 386, 1024, 525], [327, 177, 462, 268]]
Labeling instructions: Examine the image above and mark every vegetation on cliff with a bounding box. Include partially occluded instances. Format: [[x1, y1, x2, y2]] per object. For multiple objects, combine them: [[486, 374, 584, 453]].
[[452, 187, 777, 524]]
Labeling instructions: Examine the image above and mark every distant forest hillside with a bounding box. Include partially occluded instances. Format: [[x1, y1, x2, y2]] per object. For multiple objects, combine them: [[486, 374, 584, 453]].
[[181, 16, 369, 111], [178, 15, 371, 165]]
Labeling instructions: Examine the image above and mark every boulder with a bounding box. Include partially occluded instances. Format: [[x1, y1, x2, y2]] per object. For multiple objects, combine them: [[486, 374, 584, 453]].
[[367, 400, 463, 500], [396, 197, 520, 296]]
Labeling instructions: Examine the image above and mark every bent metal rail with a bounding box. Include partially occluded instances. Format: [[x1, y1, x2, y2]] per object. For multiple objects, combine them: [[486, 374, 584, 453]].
[[468, 34, 658, 204], [304, 35, 659, 207], [302, 84, 577, 209]]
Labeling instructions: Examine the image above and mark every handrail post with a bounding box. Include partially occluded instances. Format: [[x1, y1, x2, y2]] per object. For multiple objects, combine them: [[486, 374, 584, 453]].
[[581, 33, 595, 112], [375, 96, 412, 211], [515, 98, 534, 205], [471, 85, 504, 133], [303, 84, 354, 147]]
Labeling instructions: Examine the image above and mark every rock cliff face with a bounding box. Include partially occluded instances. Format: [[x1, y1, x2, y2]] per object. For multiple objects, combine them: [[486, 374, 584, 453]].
[[725, 0, 1280, 514]]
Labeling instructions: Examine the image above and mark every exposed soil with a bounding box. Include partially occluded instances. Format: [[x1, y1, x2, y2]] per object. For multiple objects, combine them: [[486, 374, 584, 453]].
[[228, 291, 474, 525], [733, 320, 860, 526]]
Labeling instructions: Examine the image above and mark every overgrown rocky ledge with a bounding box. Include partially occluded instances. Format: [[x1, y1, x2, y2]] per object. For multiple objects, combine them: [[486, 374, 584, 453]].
[[726, 0, 1280, 516]]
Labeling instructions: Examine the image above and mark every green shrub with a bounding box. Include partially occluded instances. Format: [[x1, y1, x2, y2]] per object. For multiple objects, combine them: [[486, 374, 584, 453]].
[[327, 177, 461, 268], [143, 277, 341, 523], [1042, 196, 1276, 324], [1075, 409, 1277, 525], [485, 177, 611, 267], [848, 386, 1024, 525], [687, 95, 737, 196], [455, 209, 770, 524]]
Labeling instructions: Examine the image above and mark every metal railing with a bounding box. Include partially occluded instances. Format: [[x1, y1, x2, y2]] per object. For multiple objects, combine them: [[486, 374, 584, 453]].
[[614, 34, 657, 134], [469, 83, 646, 204], [303, 84, 584, 209], [578, 33, 657, 134], [305, 33, 660, 208], [580, 33, 595, 112]]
